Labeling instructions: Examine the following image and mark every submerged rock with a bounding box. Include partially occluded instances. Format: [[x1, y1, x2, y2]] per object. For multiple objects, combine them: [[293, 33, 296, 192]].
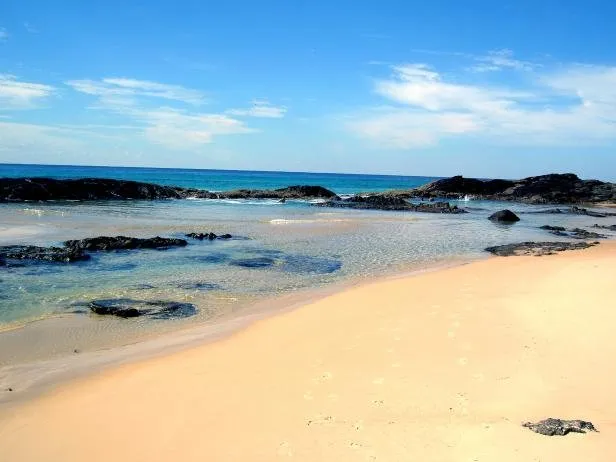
[[185, 232, 233, 241], [488, 210, 520, 223], [177, 282, 222, 291], [485, 241, 597, 257], [64, 236, 187, 251], [0, 245, 90, 263], [593, 223, 616, 231], [523, 418, 598, 436], [89, 299, 197, 319], [527, 206, 615, 217], [229, 257, 277, 268], [540, 226, 607, 239]]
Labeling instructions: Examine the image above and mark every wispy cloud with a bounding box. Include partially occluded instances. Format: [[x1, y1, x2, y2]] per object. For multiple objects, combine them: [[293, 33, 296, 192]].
[[66, 77, 207, 105], [68, 77, 257, 149], [0, 74, 55, 109], [24, 22, 39, 34], [227, 99, 287, 118], [0, 27, 8, 41], [348, 60, 616, 148], [470, 49, 535, 73]]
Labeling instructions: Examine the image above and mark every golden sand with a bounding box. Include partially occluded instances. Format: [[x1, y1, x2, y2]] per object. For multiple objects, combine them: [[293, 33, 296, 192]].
[[1, 243, 615, 461]]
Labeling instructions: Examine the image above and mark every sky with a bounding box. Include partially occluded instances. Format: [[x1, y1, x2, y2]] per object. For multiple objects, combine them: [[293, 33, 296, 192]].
[[1, 0, 615, 179]]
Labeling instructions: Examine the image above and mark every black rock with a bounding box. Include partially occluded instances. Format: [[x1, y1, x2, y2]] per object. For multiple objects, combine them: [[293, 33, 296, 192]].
[[186, 232, 217, 240], [89, 299, 197, 319], [64, 236, 187, 251], [540, 226, 607, 239], [523, 418, 598, 436], [485, 241, 597, 257], [488, 210, 520, 223], [218, 234, 233, 239], [0, 245, 90, 263], [318, 195, 467, 213], [220, 185, 339, 200], [411, 173, 616, 204]]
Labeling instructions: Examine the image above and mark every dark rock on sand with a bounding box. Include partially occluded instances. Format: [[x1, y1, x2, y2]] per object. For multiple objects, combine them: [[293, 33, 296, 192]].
[[0, 245, 90, 263], [488, 210, 520, 223], [64, 236, 187, 251], [89, 299, 197, 319], [485, 241, 598, 257], [318, 195, 467, 213], [523, 418, 598, 436], [185, 232, 233, 241], [229, 257, 277, 268], [540, 226, 607, 239], [411, 173, 616, 204]]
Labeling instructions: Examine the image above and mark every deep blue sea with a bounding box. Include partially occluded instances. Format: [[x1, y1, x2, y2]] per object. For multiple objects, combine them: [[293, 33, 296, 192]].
[[1, 163, 614, 366], [0, 163, 437, 195]]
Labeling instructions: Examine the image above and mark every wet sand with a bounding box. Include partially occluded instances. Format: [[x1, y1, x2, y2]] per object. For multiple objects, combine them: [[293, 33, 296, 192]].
[[0, 243, 615, 461]]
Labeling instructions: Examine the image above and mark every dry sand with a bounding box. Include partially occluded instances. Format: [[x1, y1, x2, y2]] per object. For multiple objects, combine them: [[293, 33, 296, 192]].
[[1, 243, 615, 461]]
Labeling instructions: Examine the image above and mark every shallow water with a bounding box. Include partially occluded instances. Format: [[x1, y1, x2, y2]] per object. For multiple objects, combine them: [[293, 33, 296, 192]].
[[1, 169, 615, 365]]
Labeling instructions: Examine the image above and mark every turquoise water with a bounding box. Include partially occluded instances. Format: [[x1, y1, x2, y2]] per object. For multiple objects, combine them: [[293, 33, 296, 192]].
[[1, 164, 614, 364], [0, 163, 437, 195]]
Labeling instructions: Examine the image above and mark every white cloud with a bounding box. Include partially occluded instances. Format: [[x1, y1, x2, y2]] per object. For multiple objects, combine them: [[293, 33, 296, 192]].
[[0, 74, 55, 109], [67, 77, 207, 105], [227, 99, 287, 118], [349, 61, 616, 148], [0, 28, 8, 41], [0, 121, 85, 155]]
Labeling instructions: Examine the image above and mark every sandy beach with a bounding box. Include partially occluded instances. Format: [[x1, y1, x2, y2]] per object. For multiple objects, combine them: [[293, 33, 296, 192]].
[[1, 243, 615, 461]]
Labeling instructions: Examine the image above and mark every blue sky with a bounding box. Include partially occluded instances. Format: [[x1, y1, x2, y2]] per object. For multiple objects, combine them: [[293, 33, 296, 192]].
[[1, 0, 615, 179]]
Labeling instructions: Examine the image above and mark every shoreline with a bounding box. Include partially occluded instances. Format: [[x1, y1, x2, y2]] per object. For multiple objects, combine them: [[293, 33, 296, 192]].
[[1, 242, 615, 460], [0, 254, 477, 407]]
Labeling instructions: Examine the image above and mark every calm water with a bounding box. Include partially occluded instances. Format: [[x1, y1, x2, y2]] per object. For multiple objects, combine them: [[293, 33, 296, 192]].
[[1, 164, 614, 365]]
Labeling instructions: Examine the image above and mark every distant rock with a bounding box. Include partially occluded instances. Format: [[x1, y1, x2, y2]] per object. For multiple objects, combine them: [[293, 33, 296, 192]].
[[488, 210, 520, 223], [0, 178, 338, 202], [410, 173, 616, 204], [523, 418, 598, 436], [318, 194, 467, 213], [89, 298, 197, 319], [64, 236, 187, 251], [540, 226, 607, 239], [485, 241, 597, 257], [0, 245, 90, 263]]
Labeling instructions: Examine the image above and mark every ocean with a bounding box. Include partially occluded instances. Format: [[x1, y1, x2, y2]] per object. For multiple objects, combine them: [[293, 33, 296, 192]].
[[0, 163, 613, 366]]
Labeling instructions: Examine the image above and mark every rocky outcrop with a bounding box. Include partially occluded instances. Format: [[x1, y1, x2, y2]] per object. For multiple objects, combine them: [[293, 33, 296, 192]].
[[488, 210, 520, 223], [0, 178, 338, 202], [411, 174, 616, 204], [88, 298, 197, 319], [540, 226, 607, 239], [64, 236, 187, 251], [526, 206, 616, 217], [0, 245, 90, 264], [318, 195, 467, 213], [185, 232, 233, 240], [522, 418, 598, 436], [221, 185, 339, 200], [485, 241, 598, 257]]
